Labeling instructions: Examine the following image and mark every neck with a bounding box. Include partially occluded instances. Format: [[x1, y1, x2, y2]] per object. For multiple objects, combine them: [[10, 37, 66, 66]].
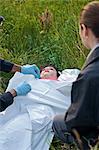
[[90, 40, 99, 50], [88, 30, 99, 49]]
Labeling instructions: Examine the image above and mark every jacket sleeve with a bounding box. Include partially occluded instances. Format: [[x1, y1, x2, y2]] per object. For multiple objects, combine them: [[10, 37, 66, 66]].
[[0, 59, 14, 72], [65, 76, 98, 132], [0, 92, 14, 112]]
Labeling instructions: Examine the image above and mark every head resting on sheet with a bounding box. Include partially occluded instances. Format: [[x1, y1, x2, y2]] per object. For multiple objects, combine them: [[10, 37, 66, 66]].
[[40, 65, 60, 80]]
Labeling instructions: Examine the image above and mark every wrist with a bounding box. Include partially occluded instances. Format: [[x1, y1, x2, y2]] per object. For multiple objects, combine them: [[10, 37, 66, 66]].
[[9, 89, 17, 97], [11, 64, 21, 73]]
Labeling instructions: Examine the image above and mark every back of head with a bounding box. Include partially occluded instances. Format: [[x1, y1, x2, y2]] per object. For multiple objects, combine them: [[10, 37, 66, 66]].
[[80, 1, 99, 38]]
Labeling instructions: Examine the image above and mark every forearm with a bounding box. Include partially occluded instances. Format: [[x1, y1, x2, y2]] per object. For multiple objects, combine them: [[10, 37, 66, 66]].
[[0, 59, 14, 72], [0, 59, 21, 73], [0, 92, 14, 112]]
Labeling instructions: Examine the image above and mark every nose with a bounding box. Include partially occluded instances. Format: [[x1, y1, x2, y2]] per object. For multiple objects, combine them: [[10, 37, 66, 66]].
[[44, 69, 49, 72]]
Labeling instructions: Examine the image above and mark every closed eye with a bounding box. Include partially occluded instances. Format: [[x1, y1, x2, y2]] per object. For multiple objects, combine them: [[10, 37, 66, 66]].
[[50, 68, 54, 70]]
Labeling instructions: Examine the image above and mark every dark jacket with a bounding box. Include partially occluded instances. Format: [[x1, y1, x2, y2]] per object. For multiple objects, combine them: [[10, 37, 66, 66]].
[[65, 46, 99, 136], [0, 92, 14, 112], [0, 59, 14, 72], [0, 59, 14, 112]]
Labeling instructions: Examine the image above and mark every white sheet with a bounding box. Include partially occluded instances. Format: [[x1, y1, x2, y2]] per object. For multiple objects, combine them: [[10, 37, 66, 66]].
[[0, 69, 80, 150]]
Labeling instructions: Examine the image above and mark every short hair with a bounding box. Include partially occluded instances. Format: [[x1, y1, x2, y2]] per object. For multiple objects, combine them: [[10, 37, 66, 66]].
[[80, 1, 99, 38]]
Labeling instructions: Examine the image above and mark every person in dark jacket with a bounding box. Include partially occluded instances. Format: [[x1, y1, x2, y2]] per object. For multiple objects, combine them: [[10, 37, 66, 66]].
[[0, 59, 40, 112], [52, 1, 99, 150]]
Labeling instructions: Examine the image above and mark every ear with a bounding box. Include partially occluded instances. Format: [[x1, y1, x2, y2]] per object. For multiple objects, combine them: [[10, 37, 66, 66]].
[[80, 24, 88, 38]]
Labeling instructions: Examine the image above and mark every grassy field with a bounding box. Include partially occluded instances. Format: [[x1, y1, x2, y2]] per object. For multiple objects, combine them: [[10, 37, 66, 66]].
[[0, 0, 99, 149]]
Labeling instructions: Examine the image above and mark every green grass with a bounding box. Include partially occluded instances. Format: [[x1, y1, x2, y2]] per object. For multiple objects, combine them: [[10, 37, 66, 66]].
[[0, 0, 89, 68], [0, 0, 89, 91], [0, 0, 99, 149]]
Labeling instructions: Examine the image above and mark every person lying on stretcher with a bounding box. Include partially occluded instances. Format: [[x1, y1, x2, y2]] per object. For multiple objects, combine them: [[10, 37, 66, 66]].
[[0, 65, 79, 150]]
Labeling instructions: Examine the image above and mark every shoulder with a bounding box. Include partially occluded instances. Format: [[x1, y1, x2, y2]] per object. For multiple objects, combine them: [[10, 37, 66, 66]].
[[73, 69, 99, 89]]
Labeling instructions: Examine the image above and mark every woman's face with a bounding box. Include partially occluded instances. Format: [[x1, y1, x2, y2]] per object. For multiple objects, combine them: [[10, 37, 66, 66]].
[[40, 66, 57, 80]]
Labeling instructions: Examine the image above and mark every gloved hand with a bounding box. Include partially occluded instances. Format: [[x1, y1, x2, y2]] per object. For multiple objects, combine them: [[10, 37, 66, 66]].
[[21, 64, 40, 78], [14, 82, 31, 96]]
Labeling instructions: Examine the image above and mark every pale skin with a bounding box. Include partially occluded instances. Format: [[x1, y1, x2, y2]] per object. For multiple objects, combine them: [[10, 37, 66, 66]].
[[79, 24, 99, 49], [11, 64, 21, 73], [10, 89, 17, 97], [40, 66, 58, 80]]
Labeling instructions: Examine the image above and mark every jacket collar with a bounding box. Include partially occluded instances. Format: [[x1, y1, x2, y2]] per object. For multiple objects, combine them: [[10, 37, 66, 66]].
[[81, 46, 99, 70]]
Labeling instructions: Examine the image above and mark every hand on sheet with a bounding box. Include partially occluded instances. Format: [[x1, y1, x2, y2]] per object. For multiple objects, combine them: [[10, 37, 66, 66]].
[[14, 81, 31, 96], [21, 64, 40, 78]]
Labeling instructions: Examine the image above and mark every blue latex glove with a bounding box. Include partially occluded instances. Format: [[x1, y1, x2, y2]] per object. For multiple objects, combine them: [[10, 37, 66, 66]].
[[21, 64, 40, 78], [14, 82, 31, 96]]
